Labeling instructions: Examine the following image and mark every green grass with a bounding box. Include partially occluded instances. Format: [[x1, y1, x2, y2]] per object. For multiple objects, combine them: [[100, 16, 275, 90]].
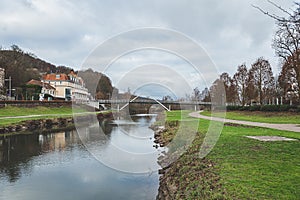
[[201, 110, 300, 124], [0, 106, 73, 126], [0, 116, 72, 126], [209, 124, 300, 199], [0, 105, 101, 127], [0, 105, 73, 117], [163, 110, 300, 199]]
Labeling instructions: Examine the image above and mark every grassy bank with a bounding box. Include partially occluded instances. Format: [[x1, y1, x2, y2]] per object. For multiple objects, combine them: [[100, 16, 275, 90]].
[[159, 110, 300, 199], [0, 106, 74, 126], [201, 110, 300, 124], [0, 105, 73, 117]]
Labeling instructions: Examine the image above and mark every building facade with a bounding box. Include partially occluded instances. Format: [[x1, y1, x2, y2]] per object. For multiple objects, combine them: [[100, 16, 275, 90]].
[[41, 71, 90, 101]]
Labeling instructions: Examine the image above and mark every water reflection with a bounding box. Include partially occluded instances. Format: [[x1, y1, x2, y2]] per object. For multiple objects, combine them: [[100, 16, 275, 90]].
[[0, 130, 82, 182], [77, 115, 163, 173], [0, 115, 160, 200]]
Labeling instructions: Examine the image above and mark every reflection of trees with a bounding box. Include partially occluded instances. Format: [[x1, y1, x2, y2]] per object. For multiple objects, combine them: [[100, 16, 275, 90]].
[[0, 134, 40, 182], [100, 119, 113, 135], [0, 130, 79, 183]]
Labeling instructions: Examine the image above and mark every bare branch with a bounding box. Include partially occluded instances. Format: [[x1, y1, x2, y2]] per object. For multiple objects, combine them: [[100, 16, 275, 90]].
[[267, 0, 293, 17], [252, 4, 287, 22]]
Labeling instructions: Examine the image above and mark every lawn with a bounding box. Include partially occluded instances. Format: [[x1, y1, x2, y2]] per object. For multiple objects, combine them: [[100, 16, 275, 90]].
[[0, 106, 72, 126], [0, 105, 99, 127], [0, 105, 73, 117], [201, 110, 300, 124], [163, 110, 300, 199]]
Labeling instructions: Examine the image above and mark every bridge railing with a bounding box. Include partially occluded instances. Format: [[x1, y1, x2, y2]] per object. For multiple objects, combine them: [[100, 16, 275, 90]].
[[97, 99, 211, 105]]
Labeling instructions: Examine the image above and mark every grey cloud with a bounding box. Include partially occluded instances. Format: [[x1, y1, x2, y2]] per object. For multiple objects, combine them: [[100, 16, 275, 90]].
[[0, 0, 296, 95]]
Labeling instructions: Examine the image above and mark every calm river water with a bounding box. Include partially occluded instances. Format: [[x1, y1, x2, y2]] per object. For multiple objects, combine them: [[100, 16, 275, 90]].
[[0, 115, 161, 200]]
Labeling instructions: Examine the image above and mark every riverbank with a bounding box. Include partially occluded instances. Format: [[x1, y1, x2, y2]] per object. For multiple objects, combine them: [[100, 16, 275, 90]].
[[0, 117, 75, 136], [0, 105, 113, 136], [154, 110, 300, 199], [153, 111, 226, 199]]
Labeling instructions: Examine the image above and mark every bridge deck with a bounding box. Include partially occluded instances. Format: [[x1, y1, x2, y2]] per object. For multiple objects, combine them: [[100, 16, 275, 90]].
[[97, 99, 211, 105]]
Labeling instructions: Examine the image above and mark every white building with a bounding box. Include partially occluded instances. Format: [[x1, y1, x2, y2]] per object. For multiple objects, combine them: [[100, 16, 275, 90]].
[[41, 71, 90, 101]]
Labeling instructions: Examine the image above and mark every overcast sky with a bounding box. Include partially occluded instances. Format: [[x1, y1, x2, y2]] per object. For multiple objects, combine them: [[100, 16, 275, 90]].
[[0, 0, 297, 98]]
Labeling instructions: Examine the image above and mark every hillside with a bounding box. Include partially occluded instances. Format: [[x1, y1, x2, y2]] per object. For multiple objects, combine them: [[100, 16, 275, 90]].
[[0, 45, 113, 99]]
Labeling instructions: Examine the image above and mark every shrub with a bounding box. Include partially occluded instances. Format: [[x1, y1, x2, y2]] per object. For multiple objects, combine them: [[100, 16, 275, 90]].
[[249, 105, 261, 111], [226, 104, 300, 112]]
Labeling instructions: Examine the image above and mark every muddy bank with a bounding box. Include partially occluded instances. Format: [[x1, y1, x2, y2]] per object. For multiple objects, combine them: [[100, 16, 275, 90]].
[[152, 121, 226, 200]]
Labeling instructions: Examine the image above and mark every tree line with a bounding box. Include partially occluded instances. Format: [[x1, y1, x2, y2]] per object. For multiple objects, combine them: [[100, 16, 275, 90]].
[[199, 2, 300, 106]]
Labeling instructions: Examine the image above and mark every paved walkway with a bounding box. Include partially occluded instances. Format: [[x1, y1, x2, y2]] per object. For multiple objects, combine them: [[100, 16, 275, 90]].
[[0, 114, 72, 119], [189, 111, 300, 133]]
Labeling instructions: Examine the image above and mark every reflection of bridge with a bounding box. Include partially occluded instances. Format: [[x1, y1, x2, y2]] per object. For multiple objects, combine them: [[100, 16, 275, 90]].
[[95, 97, 211, 111]]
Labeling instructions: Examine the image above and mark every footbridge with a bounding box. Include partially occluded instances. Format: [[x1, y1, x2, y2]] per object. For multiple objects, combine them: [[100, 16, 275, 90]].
[[96, 97, 211, 111]]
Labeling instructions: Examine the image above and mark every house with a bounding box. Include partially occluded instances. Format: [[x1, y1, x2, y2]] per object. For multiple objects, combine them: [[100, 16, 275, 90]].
[[27, 79, 56, 100], [41, 71, 90, 101]]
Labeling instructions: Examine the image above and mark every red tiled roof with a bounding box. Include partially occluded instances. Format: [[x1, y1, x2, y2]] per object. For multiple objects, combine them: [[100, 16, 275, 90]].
[[27, 79, 56, 90], [42, 74, 69, 81]]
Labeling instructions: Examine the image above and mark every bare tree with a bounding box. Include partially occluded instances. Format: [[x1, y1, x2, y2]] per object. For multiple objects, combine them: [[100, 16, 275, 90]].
[[254, 1, 300, 102], [191, 87, 201, 101], [200, 87, 209, 101], [246, 71, 257, 105], [249, 57, 275, 105], [219, 72, 237, 105], [162, 95, 173, 101], [233, 64, 248, 105], [220, 73, 231, 103]]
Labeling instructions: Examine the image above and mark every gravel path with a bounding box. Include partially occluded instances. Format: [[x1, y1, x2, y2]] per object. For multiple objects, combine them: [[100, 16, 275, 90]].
[[189, 111, 300, 133]]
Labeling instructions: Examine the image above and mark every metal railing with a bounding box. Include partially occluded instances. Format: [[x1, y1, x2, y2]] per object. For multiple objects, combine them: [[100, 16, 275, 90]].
[[97, 99, 211, 105]]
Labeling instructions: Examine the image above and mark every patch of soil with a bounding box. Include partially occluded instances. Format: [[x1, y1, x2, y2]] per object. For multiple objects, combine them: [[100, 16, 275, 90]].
[[245, 136, 298, 141], [224, 122, 253, 128]]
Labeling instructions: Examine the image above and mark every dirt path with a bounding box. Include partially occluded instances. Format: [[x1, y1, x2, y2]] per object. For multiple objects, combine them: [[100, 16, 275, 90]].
[[189, 111, 300, 133]]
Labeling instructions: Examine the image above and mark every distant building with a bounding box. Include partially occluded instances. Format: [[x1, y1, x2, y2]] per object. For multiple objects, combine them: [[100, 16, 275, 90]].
[[27, 79, 56, 101], [41, 71, 90, 101]]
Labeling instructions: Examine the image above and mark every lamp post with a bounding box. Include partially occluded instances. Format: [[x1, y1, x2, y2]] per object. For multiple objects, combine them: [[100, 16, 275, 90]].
[[4, 76, 11, 99]]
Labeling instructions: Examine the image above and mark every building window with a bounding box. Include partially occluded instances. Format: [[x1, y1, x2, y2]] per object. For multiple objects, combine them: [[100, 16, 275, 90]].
[[56, 74, 60, 79]]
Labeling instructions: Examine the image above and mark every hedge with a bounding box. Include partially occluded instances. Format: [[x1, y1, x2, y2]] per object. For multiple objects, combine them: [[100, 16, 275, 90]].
[[226, 105, 300, 112]]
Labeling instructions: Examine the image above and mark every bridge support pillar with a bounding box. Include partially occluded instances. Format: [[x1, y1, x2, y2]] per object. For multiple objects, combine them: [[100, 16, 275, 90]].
[[194, 105, 197, 111], [117, 104, 120, 112], [168, 105, 171, 111]]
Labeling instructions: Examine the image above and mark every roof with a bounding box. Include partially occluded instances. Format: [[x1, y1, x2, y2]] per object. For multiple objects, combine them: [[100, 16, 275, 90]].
[[27, 79, 56, 90], [42, 74, 69, 81]]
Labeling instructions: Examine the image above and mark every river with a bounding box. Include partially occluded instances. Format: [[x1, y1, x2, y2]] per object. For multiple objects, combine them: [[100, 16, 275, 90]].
[[0, 115, 162, 200]]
